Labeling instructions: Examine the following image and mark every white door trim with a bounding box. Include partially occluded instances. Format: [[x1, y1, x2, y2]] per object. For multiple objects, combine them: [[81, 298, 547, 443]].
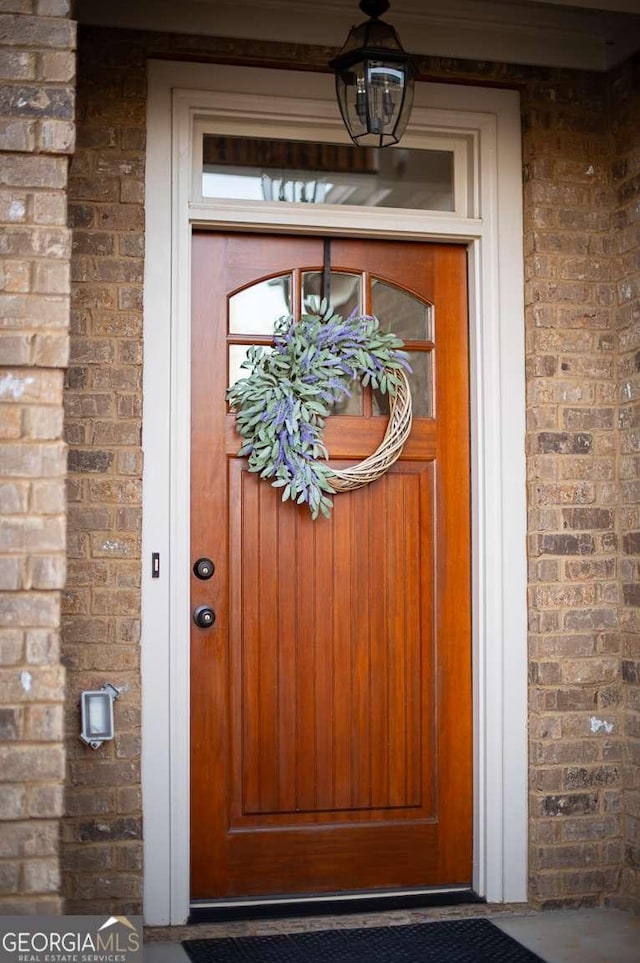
[[142, 60, 528, 925]]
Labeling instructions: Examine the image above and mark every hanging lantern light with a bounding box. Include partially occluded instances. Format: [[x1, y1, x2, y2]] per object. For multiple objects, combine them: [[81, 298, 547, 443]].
[[329, 0, 417, 148]]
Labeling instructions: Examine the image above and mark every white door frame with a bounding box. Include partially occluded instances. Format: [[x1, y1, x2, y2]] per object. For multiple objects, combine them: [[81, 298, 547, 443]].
[[141, 60, 528, 925]]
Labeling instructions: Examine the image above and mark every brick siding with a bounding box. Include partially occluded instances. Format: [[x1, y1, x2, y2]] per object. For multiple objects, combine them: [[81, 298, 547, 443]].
[[611, 55, 640, 914], [521, 71, 625, 911], [62, 30, 145, 915], [0, 0, 75, 914], [62, 27, 640, 913]]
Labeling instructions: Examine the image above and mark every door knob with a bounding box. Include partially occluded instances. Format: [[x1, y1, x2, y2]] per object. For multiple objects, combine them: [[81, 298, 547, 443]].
[[193, 605, 216, 628]]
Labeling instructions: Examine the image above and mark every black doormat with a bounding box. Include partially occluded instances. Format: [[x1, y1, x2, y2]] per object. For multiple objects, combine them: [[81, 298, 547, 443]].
[[182, 917, 547, 962]]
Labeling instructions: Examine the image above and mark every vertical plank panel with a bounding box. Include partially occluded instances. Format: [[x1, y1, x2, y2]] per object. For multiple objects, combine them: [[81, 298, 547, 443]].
[[404, 471, 424, 809], [276, 499, 298, 812], [313, 514, 335, 809], [331, 491, 353, 810], [248, 481, 281, 812], [386, 471, 409, 809], [418, 463, 436, 814], [368, 477, 390, 810], [296, 510, 318, 811], [239, 469, 262, 815], [350, 486, 372, 809]]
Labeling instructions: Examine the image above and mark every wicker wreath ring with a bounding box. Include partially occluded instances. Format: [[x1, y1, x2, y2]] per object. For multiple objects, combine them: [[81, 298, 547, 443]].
[[327, 368, 413, 492]]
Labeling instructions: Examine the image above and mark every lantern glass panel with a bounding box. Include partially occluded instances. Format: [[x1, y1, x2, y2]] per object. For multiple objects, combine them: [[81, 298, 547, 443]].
[[337, 60, 412, 147]]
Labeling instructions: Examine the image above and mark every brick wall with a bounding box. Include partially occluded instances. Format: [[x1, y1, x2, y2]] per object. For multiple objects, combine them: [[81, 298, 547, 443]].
[[66, 26, 638, 913], [610, 54, 640, 914], [0, 1, 75, 914], [522, 72, 625, 909], [62, 30, 145, 915]]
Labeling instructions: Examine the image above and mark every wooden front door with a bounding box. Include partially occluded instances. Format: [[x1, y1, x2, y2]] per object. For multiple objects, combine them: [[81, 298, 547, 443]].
[[190, 232, 472, 899]]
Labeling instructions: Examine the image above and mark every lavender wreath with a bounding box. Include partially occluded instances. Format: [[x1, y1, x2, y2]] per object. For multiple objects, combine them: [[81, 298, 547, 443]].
[[226, 297, 411, 519]]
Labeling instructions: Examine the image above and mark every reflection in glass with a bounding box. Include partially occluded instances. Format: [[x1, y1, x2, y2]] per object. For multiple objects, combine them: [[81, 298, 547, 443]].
[[327, 377, 363, 416], [373, 351, 432, 418], [302, 271, 360, 315], [372, 279, 432, 341], [228, 344, 273, 389], [229, 276, 291, 334], [261, 173, 332, 204], [203, 135, 455, 212], [302, 271, 363, 415]]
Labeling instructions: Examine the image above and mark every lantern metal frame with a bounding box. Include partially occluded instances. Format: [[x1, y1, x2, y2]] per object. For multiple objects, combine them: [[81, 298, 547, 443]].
[[329, 0, 417, 147]]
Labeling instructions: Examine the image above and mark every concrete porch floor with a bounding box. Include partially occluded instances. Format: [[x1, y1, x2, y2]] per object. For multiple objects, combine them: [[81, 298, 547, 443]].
[[143, 907, 640, 962]]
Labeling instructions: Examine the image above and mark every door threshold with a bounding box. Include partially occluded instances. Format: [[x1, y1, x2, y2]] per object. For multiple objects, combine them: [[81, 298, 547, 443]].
[[189, 886, 483, 923]]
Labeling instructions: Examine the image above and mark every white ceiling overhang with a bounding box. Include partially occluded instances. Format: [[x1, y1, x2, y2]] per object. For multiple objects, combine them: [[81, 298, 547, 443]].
[[75, 0, 640, 71]]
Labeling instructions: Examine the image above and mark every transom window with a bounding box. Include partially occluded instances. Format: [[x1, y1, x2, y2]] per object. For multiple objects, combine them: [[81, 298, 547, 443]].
[[202, 134, 456, 212]]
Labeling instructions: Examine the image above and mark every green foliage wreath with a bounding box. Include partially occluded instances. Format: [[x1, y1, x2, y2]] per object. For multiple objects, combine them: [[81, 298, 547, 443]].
[[226, 297, 410, 519]]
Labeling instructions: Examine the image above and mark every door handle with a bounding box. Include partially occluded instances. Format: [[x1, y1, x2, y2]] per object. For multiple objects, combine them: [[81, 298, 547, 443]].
[[193, 605, 216, 628]]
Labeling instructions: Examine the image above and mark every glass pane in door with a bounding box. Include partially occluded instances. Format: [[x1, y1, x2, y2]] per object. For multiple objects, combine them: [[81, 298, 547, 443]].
[[229, 275, 292, 334], [302, 271, 362, 416], [228, 344, 274, 389], [373, 351, 433, 419], [372, 279, 433, 341]]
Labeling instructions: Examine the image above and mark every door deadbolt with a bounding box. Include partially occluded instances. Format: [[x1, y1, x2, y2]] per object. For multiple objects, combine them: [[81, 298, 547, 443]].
[[193, 605, 216, 628], [193, 557, 215, 580]]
